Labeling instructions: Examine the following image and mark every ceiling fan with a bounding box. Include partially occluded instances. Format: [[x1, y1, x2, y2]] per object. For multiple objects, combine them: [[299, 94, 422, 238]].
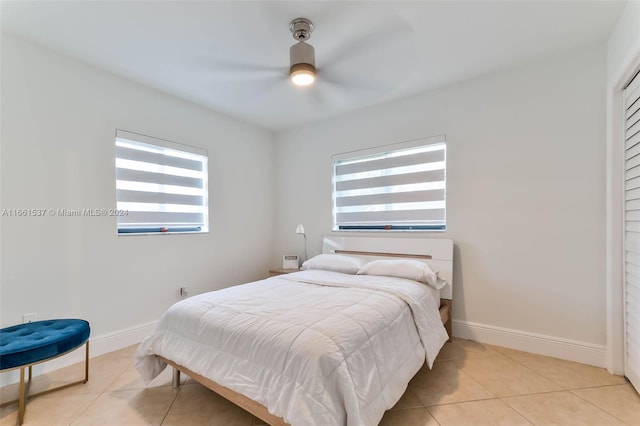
[[202, 9, 415, 105], [288, 17, 316, 87]]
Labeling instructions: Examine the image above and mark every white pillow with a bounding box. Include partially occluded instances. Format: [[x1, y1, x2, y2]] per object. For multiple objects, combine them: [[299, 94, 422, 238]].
[[357, 259, 442, 288], [301, 254, 364, 274]]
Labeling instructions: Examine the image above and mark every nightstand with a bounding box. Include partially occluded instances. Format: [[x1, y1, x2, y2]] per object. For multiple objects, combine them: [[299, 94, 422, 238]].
[[268, 268, 300, 277]]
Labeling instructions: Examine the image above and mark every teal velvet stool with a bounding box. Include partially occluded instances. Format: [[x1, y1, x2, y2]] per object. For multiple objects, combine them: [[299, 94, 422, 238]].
[[0, 319, 90, 425]]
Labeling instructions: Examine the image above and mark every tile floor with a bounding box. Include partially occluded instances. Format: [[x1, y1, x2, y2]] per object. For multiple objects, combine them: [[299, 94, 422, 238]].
[[1, 338, 638, 425]]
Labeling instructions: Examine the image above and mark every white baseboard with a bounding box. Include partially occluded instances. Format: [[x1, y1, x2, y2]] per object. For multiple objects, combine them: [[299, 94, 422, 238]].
[[0, 320, 158, 388], [453, 319, 606, 367]]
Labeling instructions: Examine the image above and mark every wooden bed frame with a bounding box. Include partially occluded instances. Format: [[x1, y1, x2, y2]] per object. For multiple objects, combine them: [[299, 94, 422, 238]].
[[163, 236, 454, 426]]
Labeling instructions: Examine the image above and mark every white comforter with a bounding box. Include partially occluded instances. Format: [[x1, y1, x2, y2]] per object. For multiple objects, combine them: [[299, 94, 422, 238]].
[[135, 270, 448, 426]]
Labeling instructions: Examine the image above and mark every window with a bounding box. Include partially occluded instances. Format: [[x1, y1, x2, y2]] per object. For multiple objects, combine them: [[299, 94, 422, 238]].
[[115, 130, 208, 235], [332, 136, 446, 231]]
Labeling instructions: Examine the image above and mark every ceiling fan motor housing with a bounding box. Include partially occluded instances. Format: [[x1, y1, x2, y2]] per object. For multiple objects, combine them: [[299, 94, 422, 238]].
[[290, 41, 315, 69]]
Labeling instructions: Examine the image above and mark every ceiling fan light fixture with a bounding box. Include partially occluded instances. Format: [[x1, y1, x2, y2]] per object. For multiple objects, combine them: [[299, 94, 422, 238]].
[[289, 18, 316, 87], [290, 63, 316, 86]]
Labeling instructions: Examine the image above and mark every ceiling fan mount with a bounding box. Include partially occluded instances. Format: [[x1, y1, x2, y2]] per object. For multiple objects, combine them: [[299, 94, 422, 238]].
[[289, 17, 314, 41]]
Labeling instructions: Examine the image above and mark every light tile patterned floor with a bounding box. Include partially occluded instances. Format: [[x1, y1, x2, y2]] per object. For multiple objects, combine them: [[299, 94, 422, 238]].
[[1, 338, 638, 425]]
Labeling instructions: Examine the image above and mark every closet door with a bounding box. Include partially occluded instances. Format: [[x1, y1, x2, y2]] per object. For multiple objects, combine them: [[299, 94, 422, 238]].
[[624, 69, 640, 392]]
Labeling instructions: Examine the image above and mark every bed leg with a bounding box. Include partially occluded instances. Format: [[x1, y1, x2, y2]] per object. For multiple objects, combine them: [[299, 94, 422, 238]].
[[440, 299, 453, 342], [172, 368, 181, 388]]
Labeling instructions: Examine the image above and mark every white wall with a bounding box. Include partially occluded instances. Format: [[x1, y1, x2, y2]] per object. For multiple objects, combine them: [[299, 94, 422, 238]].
[[607, 0, 640, 82], [274, 44, 607, 365], [605, 0, 640, 374], [0, 34, 275, 347]]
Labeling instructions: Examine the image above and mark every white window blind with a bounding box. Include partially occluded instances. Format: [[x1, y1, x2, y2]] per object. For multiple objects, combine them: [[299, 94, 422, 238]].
[[624, 69, 640, 392], [115, 130, 208, 235], [332, 137, 446, 231]]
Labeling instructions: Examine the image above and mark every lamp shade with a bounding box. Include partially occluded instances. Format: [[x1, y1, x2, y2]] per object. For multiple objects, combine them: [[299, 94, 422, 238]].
[[295, 224, 305, 234]]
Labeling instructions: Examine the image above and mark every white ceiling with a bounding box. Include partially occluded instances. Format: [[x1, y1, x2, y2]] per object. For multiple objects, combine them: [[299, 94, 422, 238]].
[[1, 1, 626, 131]]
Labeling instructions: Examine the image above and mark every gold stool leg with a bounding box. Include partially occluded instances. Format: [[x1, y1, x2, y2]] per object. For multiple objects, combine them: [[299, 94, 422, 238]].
[[1, 340, 89, 425], [17, 367, 25, 425], [7, 341, 89, 424], [84, 341, 90, 382]]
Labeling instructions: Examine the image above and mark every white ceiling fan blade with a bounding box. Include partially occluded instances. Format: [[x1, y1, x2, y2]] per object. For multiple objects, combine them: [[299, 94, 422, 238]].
[[191, 53, 286, 79], [316, 9, 417, 92], [211, 66, 286, 82], [318, 66, 393, 94], [210, 75, 287, 106], [306, 78, 352, 109]]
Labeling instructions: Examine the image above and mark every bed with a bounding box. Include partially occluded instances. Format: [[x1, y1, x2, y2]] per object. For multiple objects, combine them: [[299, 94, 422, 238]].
[[135, 236, 453, 426]]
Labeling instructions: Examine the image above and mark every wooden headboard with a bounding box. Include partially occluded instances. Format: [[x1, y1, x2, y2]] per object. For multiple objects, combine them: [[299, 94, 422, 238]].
[[322, 236, 454, 300]]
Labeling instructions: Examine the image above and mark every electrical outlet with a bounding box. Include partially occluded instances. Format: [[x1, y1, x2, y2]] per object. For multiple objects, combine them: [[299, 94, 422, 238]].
[[23, 313, 38, 323], [179, 287, 189, 299]]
